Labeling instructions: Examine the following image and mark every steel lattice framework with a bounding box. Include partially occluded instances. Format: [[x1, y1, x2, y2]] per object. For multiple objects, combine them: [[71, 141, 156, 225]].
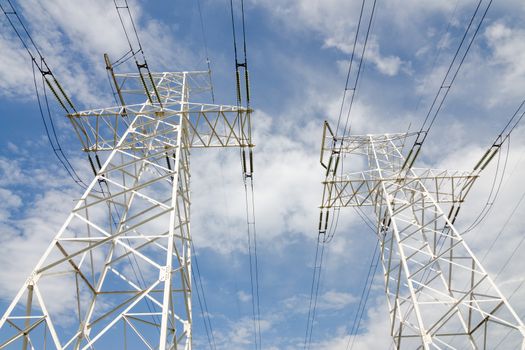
[[0, 71, 252, 349], [319, 123, 525, 349]]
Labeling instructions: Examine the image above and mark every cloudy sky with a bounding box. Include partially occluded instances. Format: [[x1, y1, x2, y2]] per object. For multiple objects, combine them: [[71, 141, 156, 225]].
[[1, 0, 525, 349]]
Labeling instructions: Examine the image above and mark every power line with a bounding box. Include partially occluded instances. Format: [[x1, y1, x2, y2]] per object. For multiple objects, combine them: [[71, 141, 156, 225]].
[[412, 0, 461, 114], [377, 2, 498, 304], [310, 1, 378, 346], [303, 231, 327, 350], [338, 0, 377, 140], [3, 1, 122, 196], [0, 0, 76, 114], [479, 182, 525, 265], [447, 182, 525, 346], [242, 176, 262, 350], [401, 0, 493, 172], [462, 138, 511, 234], [334, 0, 366, 138], [389, 1, 498, 272], [420, 0, 491, 133], [321, 0, 378, 245], [196, 0, 215, 103], [304, 214, 376, 348], [471, 99, 525, 175], [113, 0, 163, 107], [457, 98, 525, 234], [106, 3, 189, 332], [423, 99, 525, 343], [488, 190, 525, 284], [192, 243, 218, 350], [426, 98, 525, 275], [31, 60, 90, 190], [346, 240, 380, 350], [229, 1, 261, 348], [229, 0, 251, 108], [1, 0, 102, 191]]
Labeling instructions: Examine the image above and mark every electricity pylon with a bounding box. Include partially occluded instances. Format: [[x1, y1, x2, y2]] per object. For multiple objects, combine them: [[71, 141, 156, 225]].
[[0, 70, 252, 349], [319, 123, 525, 349]]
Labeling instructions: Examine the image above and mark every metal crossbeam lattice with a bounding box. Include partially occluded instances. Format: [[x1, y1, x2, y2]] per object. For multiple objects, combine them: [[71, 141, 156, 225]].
[[0, 71, 252, 349], [319, 123, 525, 349]]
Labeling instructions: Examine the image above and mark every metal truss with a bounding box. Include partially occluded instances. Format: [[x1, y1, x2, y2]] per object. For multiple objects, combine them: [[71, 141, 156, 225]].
[[0, 71, 252, 349], [68, 72, 252, 152], [319, 123, 525, 349]]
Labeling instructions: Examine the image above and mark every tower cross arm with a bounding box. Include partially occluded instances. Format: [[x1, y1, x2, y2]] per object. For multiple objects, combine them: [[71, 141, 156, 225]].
[[321, 168, 477, 209], [67, 102, 253, 151]]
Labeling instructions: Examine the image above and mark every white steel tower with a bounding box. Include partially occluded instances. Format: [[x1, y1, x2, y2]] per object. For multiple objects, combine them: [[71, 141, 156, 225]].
[[319, 123, 525, 349], [0, 70, 252, 349]]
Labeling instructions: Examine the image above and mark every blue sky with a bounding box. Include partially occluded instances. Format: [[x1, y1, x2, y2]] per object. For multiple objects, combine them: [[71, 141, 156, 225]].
[[1, 0, 525, 349]]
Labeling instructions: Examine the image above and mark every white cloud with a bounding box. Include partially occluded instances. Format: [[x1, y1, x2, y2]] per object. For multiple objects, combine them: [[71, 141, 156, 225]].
[[213, 316, 272, 349], [0, 186, 77, 307], [483, 21, 525, 105], [191, 110, 326, 253], [284, 290, 357, 314], [310, 298, 392, 350], [237, 290, 252, 303], [0, 148, 91, 322], [250, 0, 407, 77], [366, 38, 404, 76], [0, 30, 34, 98], [0, 188, 22, 221]]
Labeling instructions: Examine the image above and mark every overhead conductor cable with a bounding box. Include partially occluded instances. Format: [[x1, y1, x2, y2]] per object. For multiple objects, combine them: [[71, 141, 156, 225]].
[[229, 0, 261, 349]]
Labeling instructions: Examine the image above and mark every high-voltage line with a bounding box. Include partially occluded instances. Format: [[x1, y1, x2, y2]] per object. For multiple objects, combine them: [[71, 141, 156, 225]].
[[303, 231, 326, 350], [0, 0, 93, 189], [196, 0, 215, 103], [191, 243, 217, 350], [31, 59, 90, 190], [462, 99, 525, 233], [229, 0, 262, 348], [402, 0, 493, 172], [304, 1, 377, 348], [346, 241, 380, 350], [113, 0, 163, 107]]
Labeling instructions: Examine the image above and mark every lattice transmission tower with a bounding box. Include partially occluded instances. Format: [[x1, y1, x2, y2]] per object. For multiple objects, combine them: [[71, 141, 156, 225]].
[[0, 70, 252, 349], [319, 123, 525, 349]]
